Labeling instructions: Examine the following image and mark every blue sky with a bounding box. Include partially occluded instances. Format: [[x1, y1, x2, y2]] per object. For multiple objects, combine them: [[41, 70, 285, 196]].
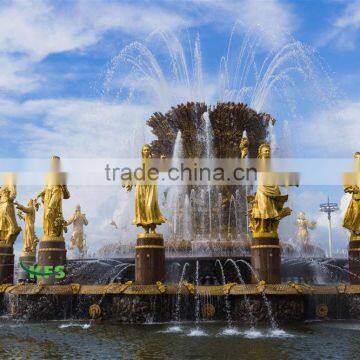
[[1, 0, 360, 253]]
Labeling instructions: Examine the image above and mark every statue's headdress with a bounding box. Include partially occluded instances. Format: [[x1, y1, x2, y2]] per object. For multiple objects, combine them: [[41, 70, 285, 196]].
[[141, 144, 152, 158], [257, 143, 271, 158]]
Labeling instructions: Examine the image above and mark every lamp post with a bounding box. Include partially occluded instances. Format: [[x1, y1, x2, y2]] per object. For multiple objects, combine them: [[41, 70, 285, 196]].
[[319, 198, 339, 258]]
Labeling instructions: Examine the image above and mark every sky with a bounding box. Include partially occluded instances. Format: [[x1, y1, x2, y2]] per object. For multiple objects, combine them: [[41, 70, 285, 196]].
[[0, 0, 360, 255]]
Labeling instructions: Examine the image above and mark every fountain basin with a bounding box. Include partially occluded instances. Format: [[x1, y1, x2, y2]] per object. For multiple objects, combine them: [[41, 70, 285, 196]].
[[1, 283, 360, 324]]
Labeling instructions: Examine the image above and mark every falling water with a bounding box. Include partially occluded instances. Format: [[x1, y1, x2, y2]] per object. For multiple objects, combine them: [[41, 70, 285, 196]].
[[227, 195, 235, 239], [225, 259, 256, 328], [215, 259, 232, 326], [234, 189, 240, 238], [195, 260, 201, 324], [174, 263, 189, 323], [202, 111, 213, 158], [183, 195, 192, 241], [236, 259, 278, 329], [199, 188, 206, 239], [88, 263, 135, 328], [207, 188, 212, 239], [217, 193, 223, 240], [169, 131, 183, 239]]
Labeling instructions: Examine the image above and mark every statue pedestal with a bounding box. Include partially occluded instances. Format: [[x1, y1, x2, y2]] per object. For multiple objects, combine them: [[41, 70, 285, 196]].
[[251, 234, 281, 284], [135, 233, 165, 285], [349, 235, 360, 284], [18, 253, 36, 283], [37, 237, 66, 285], [0, 243, 14, 284]]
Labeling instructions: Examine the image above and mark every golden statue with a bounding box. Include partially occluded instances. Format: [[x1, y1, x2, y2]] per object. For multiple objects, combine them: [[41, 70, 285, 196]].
[[36, 156, 70, 240], [343, 152, 360, 237], [0, 176, 21, 245], [248, 143, 291, 236], [296, 212, 316, 248], [66, 204, 88, 253], [0, 187, 21, 245], [125, 144, 166, 233], [15, 199, 39, 256]]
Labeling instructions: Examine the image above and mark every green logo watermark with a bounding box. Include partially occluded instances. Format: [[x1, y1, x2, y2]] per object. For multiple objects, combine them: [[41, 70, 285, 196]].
[[19, 261, 66, 280]]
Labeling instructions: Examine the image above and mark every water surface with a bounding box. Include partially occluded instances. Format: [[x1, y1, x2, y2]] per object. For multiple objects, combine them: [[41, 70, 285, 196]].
[[1, 319, 359, 359]]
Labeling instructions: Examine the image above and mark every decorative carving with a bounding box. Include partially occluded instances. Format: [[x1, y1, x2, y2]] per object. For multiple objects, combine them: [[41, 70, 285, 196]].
[[256, 280, 266, 293], [202, 303, 216, 318], [316, 304, 328, 318], [71, 283, 81, 294], [223, 283, 236, 295], [156, 281, 166, 294], [89, 304, 102, 319]]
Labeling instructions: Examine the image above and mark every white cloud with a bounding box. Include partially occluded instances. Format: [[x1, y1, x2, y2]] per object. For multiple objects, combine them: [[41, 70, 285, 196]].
[[0, 0, 189, 93], [299, 100, 360, 156], [0, 0, 188, 61], [0, 98, 153, 157], [318, 1, 360, 51], [188, 0, 297, 50], [0, 55, 41, 93]]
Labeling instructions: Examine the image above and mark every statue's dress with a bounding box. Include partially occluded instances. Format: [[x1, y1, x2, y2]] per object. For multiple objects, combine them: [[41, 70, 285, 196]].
[[39, 185, 70, 238], [0, 186, 21, 244], [344, 186, 360, 234], [133, 183, 166, 227], [250, 185, 288, 234], [17, 203, 36, 253]]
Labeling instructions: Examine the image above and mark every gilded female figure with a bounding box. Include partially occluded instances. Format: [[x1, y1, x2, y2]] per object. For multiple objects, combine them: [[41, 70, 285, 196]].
[[248, 143, 291, 236], [16, 199, 38, 255], [0, 185, 21, 245], [125, 144, 166, 233], [36, 156, 70, 239]]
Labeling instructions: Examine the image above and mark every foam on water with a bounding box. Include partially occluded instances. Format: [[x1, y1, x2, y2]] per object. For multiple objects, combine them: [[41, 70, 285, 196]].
[[187, 328, 208, 337], [59, 323, 90, 330], [219, 327, 241, 336], [243, 328, 293, 339], [161, 325, 183, 333], [268, 329, 294, 338], [243, 329, 263, 339]]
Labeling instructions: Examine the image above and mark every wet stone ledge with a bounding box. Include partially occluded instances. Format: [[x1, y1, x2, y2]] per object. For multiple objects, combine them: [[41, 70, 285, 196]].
[[1, 284, 360, 324]]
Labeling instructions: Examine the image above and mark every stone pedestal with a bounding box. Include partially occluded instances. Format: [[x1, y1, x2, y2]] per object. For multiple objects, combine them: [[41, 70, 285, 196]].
[[0, 243, 14, 284], [349, 235, 360, 284], [37, 237, 66, 285], [18, 254, 36, 283], [135, 233, 165, 284], [251, 234, 281, 284]]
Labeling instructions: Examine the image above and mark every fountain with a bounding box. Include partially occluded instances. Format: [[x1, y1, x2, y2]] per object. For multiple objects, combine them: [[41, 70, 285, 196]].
[[1, 30, 360, 331], [147, 101, 273, 254]]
